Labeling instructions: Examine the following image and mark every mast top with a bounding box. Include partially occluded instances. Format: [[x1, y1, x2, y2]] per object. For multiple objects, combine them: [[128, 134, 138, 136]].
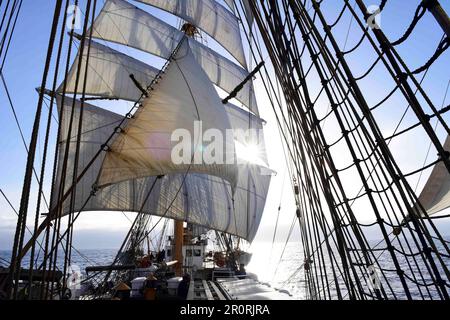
[[181, 23, 198, 37]]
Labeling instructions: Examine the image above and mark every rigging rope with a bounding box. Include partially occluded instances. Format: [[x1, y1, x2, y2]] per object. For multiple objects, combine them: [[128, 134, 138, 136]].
[[246, 0, 450, 300], [7, 0, 64, 300]]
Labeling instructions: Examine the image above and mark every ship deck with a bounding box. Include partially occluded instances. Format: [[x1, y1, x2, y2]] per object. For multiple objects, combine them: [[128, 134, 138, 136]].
[[187, 276, 294, 300], [188, 279, 227, 300]]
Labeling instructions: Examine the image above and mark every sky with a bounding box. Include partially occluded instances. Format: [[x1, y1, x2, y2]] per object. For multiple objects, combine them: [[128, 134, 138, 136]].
[[0, 0, 449, 256]]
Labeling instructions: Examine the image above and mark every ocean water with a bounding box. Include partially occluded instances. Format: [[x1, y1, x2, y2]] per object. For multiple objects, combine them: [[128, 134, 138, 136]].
[[247, 242, 307, 299], [0, 248, 118, 274], [246, 240, 450, 300], [1, 239, 449, 300]]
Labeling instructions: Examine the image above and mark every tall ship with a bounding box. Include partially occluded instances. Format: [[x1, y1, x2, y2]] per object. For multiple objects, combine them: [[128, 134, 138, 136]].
[[0, 0, 449, 300]]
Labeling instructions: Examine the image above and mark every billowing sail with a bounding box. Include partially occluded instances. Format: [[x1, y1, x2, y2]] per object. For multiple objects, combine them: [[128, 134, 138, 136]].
[[50, 0, 270, 241], [59, 40, 158, 101], [226, 102, 268, 166], [96, 40, 238, 190], [417, 135, 450, 216], [51, 95, 123, 213], [91, 0, 180, 58], [52, 97, 270, 241], [90, 0, 258, 114], [135, 0, 247, 67], [189, 43, 257, 115]]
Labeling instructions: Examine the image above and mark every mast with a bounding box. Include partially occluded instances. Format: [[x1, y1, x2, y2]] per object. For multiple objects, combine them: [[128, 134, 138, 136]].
[[172, 22, 199, 277], [173, 220, 184, 276], [425, 0, 450, 37], [1, 0, 271, 300]]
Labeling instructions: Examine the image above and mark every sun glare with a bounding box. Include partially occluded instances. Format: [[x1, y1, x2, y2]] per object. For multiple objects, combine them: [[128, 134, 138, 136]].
[[234, 140, 268, 167]]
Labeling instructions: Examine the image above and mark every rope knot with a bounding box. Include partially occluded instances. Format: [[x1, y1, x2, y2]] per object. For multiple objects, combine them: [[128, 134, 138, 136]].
[[101, 143, 110, 152]]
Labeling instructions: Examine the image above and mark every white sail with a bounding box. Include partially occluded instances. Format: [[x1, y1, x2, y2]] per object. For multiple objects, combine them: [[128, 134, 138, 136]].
[[51, 95, 123, 213], [135, 0, 247, 67], [50, 0, 270, 242], [223, 0, 235, 13], [59, 40, 158, 102], [96, 40, 238, 190], [189, 42, 258, 115], [221, 0, 253, 25], [52, 97, 269, 241], [90, 0, 258, 114], [417, 135, 450, 216], [91, 0, 180, 59], [225, 102, 268, 165]]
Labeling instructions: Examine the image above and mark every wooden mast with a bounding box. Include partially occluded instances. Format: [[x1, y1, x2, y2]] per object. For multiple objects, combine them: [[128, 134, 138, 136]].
[[173, 220, 184, 276]]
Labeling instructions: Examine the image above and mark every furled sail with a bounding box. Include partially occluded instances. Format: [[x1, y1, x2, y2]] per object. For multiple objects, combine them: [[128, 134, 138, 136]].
[[59, 40, 158, 102], [417, 135, 450, 216], [52, 97, 270, 241], [96, 40, 238, 190], [90, 0, 258, 114], [135, 0, 247, 67]]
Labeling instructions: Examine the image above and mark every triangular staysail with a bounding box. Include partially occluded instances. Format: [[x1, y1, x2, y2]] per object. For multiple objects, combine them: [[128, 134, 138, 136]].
[[417, 135, 450, 216], [96, 40, 238, 191]]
